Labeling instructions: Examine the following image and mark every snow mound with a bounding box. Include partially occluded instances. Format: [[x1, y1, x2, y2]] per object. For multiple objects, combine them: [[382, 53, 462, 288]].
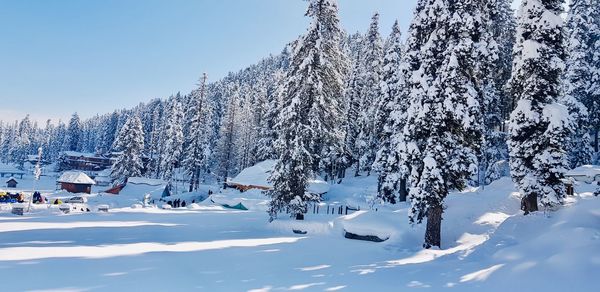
[[269, 219, 332, 235], [335, 211, 400, 241], [187, 203, 227, 211]]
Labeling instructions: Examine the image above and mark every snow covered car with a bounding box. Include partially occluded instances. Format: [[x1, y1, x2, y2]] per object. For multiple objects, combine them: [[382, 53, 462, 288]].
[[565, 165, 600, 184], [65, 196, 88, 204]]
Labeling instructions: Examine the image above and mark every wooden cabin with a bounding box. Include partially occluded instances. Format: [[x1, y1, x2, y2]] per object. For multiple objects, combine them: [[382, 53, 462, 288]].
[[5, 177, 18, 188], [225, 160, 330, 195], [0, 166, 25, 179], [58, 151, 113, 172], [57, 171, 96, 194]]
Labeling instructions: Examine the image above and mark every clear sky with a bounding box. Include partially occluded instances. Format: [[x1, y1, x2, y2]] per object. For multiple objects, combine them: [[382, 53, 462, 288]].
[[0, 0, 419, 124]]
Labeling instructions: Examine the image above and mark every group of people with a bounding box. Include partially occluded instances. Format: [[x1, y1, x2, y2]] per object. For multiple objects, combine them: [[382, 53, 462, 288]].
[[32, 191, 46, 204], [0, 192, 24, 203], [167, 198, 187, 208]]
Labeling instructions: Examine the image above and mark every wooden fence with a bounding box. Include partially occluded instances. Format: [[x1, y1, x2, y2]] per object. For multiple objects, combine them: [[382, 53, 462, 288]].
[[286, 204, 364, 215]]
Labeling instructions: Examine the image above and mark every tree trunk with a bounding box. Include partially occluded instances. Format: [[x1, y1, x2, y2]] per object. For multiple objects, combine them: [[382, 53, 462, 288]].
[[520, 193, 538, 215], [424, 204, 442, 249], [594, 128, 599, 153], [194, 169, 201, 192], [399, 178, 408, 202], [337, 168, 345, 183], [354, 160, 360, 177], [188, 169, 196, 192]]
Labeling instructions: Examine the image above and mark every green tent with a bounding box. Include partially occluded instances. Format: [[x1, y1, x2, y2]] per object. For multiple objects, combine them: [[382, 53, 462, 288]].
[[222, 203, 248, 211]]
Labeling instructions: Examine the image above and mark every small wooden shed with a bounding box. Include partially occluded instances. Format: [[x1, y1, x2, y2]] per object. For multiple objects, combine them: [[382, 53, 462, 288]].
[[6, 177, 18, 188], [57, 171, 96, 194]]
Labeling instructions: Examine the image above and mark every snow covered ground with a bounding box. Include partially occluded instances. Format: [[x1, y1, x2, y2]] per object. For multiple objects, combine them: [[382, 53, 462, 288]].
[[0, 176, 599, 291]]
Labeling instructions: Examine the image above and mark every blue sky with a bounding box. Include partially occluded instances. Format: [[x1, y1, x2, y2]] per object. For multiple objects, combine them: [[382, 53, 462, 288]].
[[0, 0, 419, 123]]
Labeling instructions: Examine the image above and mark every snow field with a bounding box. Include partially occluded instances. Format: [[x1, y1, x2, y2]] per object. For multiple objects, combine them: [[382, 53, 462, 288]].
[[0, 177, 598, 291]]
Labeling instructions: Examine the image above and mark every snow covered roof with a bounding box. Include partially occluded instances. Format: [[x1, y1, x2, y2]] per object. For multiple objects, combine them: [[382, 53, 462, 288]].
[[5, 177, 17, 183], [228, 160, 330, 194], [117, 177, 168, 199], [57, 171, 96, 185], [62, 151, 98, 158], [0, 164, 26, 174], [127, 177, 167, 186]]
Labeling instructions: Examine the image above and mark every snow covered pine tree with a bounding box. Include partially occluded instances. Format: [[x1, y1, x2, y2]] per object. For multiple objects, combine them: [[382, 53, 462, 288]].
[[480, 0, 515, 185], [355, 13, 383, 176], [184, 73, 211, 192], [111, 115, 145, 184], [563, 0, 599, 167], [508, 0, 572, 214], [267, 0, 346, 221], [66, 113, 82, 152], [373, 20, 407, 204], [402, 0, 493, 248], [160, 97, 184, 187]]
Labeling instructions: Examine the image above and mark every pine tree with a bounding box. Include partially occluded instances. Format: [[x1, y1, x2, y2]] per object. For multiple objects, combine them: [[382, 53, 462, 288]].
[[563, 0, 598, 167], [2, 122, 17, 163], [66, 113, 81, 152], [216, 82, 240, 184], [236, 83, 259, 171], [255, 69, 284, 162], [268, 0, 346, 221], [373, 20, 406, 204], [184, 73, 211, 192], [160, 97, 184, 184], [508, 0, 572, 214], [0, 122, 6, 163], [51, 121, 68, 163], [146, 104, 163, 177], [13, 115, 33, 168], [97, 111, 119, 154], [343, 52, 364, 175], [40, 120, 55, 162], [355, 13, 383, 176], [493, 0, 518, 119], [111, 115, 145, 184], [403, 0, 491, 248], [480, 0, 515, 184], [591, 6, 600, 158]]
